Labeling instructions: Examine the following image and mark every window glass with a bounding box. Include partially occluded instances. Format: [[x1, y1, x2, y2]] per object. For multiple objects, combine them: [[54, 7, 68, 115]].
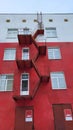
[[48, 48, 61, 59], [22, 80, 28, 91], [0, 80, 6, 91], [51, 78, 58, 89], [45, 27, 57, 38], [22, 73, 28, 79], [51, 72, 66, 89], [0, 74, 14, 91], [7, 28, 18, 39], [22, 48, 29, 60], [7, 80, 13, 91], [21, 73, 29, 95], [4, 48, 16, 60], [59, 78, 66, 89]]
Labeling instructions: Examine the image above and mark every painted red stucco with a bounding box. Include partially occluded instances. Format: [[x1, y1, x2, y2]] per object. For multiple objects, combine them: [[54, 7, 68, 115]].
[[0, 42, 73, 130]]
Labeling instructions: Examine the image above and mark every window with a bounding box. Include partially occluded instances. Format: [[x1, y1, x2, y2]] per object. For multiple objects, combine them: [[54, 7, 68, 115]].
[[0, 74, 14, 91], [64, 19, 68, 22], [21, 73, 29, 95], [6, 19, 10, 22], [48, 47, 61, 59], [50, 72, 67, 89], [4, 48, 16, 60], [22, 19, 26, 22], [34, 19, 37, 22], [7, 28, 18, 39], [22, 48, 29, 60], [49, 19, 53, 22], [45, 27, 57, 38]]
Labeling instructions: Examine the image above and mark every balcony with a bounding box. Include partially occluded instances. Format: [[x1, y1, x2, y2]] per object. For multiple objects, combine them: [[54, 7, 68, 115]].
[[41, 75, 50, 82], [39, 45, 46, 55], [18, 34, 32, 46], [17, 27, 46, 57], [18, 28, 32, 46], [16, 59, 32, 69], [13, 80, 41, 101], [13, 95, 32, 101]]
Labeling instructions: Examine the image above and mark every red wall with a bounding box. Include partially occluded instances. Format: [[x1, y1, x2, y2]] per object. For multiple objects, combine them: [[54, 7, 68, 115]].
[[0, 42, 73, 130]]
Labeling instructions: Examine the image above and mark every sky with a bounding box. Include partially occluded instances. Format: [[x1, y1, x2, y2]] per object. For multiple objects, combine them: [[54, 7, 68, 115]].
[[0, 0, 73, 13]]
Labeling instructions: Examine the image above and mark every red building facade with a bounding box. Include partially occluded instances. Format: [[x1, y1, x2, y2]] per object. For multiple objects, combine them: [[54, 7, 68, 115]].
[[0, 13, 73, 130]]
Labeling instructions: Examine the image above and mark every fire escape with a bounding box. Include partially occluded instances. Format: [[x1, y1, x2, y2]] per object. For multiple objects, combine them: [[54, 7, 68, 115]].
[[13, 13, 50, 100]]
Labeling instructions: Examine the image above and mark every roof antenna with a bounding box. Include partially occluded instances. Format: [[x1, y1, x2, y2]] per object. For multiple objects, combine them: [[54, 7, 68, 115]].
[[37, 12, 43, 29]]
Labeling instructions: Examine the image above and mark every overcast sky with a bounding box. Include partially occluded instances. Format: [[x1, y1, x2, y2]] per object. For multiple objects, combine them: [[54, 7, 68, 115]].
[[0, 0, 73, 13]]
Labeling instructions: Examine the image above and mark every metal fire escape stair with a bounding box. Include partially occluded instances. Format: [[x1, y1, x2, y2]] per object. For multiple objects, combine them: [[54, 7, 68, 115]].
[[14, 13, 50, 100]]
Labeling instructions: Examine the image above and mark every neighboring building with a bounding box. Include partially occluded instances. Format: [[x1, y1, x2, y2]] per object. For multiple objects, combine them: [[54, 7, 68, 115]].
[[0, 13, 73, 130]]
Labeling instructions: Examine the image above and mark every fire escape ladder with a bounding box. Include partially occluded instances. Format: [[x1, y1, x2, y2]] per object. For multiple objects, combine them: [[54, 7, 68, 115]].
[[31, 36, 46, 56], [37, 12, 43, 29], [31, 80, 41, 99], [31, 36, 39, 50], [32, 28, 44, 39], [33, 51, 39, 62], [32, 60, 41, 79]]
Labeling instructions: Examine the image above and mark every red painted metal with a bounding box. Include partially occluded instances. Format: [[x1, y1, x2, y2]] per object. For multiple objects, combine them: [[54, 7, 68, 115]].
[[16, 59, 32, 69], [18, 34, 32, 45]]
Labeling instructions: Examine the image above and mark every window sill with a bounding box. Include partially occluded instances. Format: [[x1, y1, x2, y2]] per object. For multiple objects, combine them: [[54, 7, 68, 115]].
[[48, 58, 61, 60], [3, 59, 15, 61], [52, 88, 67, 90], [0, 90, 13, 92]]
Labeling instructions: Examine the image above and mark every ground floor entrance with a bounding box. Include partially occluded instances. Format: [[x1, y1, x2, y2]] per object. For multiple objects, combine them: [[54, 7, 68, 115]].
[[53, 104, 73, 130], [15, 106, 34, 130]]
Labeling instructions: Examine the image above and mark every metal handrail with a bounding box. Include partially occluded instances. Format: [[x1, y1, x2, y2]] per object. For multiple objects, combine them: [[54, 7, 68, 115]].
[[18, 28, 32, 35], [18, 23, 44, 35]]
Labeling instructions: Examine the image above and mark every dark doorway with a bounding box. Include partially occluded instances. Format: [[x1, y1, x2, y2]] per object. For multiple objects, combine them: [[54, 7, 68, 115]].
[[53, 104, 73, 130], [15, 106, 34, 130]]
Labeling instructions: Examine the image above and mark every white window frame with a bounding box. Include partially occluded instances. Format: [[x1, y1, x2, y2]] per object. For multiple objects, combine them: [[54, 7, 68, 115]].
[[22, 48, 29, 60], [3, 48, 16, 60], [0, 74, 14, 91], [48, 47, 61, 59], [50, 72, 67, 89], [7, 28, 18, 39], [20, 73, 29, 95], [45, 27, 57, 38]]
